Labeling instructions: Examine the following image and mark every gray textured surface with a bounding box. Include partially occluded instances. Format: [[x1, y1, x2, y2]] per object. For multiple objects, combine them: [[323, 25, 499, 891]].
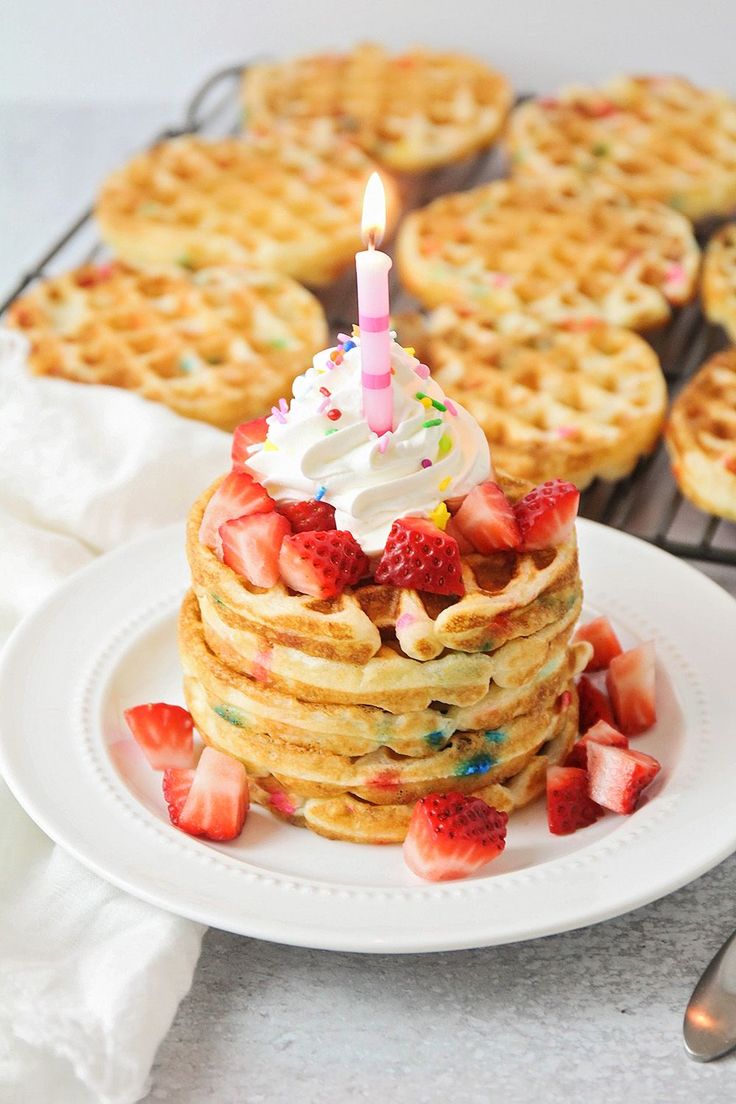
[[4, 103, 736, 1104]]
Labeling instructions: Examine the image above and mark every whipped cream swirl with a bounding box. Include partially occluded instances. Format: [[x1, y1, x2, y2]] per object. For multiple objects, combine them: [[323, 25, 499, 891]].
[[245, 337, 492, 555]]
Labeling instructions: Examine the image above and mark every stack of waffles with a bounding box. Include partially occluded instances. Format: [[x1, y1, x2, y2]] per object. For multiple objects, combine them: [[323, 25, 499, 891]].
[[179, 475, 591, 844]]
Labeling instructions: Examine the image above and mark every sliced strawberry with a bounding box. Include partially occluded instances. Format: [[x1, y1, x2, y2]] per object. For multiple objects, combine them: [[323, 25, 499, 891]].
[[198, 471, 274, 550], [565, 720, 629, 769], [577, 675, 615, 732], [453, 481, 521, 553], [279, 530, 368, 599], [220, 511, 291, 588], [162, 768, 195, 826], [278, 499, 336, 532], [124, 703, 195, 770], [546, 766, 603, 835], [403, 791, 508, 882], [587, 743, 661, 814], [177, 746, 249, 841], [374, 517, 465, 596], [574, 616, 623, 671], [445, 516, 474, 556], [606, 641, 657, 735], [231, 418, 269, 472], [515, 480, 580, 550]]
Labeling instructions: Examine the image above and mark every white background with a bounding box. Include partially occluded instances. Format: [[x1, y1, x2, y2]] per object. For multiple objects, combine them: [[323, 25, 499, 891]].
[[2, 0, 735, 105]]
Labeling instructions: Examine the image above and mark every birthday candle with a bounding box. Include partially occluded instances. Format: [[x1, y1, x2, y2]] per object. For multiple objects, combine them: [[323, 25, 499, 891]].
[[356, 172, 393, 437]]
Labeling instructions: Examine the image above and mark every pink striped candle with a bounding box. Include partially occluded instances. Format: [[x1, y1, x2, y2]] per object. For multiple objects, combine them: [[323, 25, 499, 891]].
[[357, 172, 393, 436]]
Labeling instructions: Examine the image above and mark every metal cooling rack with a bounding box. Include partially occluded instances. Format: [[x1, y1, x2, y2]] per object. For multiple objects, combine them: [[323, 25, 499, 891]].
[[2, 62, 735, 567]]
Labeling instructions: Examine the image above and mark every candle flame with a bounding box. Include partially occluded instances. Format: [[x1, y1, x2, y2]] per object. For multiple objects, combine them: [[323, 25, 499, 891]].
[[361, 172, 386, 248]]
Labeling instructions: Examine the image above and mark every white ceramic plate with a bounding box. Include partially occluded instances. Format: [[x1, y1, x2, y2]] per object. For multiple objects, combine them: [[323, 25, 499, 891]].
[[1, 520, 735, 953]]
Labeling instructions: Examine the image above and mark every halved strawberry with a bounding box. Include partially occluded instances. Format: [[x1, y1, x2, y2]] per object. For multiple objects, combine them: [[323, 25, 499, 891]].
[[577, 675, 615, 732], [514, 480, 580, 550], [198, 472, 274, 550], [231, 418, 269, 472], [177, 746, 249, 841], [374, 517, 465, 596], [565, 720, 629, 769], [546, 766, 603, 835], [123, 703, 195, 770], [587, 743, 661, 814], [453, 481, 521, 553], [403, 791, 508, 881], [279, 530, 368, 599], [162, 768, 195, 826], [278, 499, 336, 533], [606, 641, 657, 735], [574, 616, 623, 671], [220, 511, 291, 588], [445, 516, 474, 556]]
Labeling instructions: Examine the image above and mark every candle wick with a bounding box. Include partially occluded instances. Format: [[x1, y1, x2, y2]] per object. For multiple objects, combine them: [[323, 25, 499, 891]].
[[366, 229, 377, 251]]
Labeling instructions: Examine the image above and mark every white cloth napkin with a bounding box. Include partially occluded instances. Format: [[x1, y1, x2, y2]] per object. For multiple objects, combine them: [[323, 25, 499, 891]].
[[0, 330, 231, 1104]]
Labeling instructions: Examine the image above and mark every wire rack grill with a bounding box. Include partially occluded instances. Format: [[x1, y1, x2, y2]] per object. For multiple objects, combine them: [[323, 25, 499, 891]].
[[2, 63, 735, 567]]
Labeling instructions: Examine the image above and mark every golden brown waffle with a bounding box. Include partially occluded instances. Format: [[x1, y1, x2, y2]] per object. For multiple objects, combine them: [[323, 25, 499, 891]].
[[397, 177, 699, 333], [5, 262, 328, 429], [95, 125, 401, 286], [402, 306, 667, 488], [506, 75, 736, 222], [665, 349, 736, 522], [243, 43, 513, 173], [702, 224, 736, 341]]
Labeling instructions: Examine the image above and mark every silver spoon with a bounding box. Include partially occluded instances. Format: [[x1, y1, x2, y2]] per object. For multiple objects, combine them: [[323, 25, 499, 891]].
[[684, 928, 736, 1061]]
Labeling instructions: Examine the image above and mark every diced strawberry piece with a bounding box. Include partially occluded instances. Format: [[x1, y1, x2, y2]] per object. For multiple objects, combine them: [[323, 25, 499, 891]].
[[606, 641, 657, 735], [220, 511, 291, 588], [279, 530, 368, 599], [453, 481, 521, 553], [565, 720, 629, 769], [546, 766, 603, 835], [577, 675, 615, 732], [278, 499, 336, 532], [403, 791, 508, 882], [374, 517, 465, 596], [124, 703, 195, 770], [574, 616, 623, 671], [198, 471, 274, 550], [445, 516, 474, 555], [587, 743, 661, 814], [231, 418, 269, 472], [162, 768, 195, 826], [177, 746, 249, 841], [514, 479, 580, 550]]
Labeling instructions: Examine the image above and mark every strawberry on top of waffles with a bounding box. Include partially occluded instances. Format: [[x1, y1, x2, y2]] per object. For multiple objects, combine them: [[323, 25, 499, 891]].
[[198, 330, 581, 599]]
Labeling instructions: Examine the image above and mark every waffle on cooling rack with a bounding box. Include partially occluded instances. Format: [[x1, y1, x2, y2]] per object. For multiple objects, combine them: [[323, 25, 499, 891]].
[[95, 125, 401, 286], [5, 262, 328, 429], [665, 348, 736, 522], [400, 306, 667, 488], [702, 224, 736, 341], [506, 75, 736, 222], [397, 178, 699, 333], [179, 477, 590, 843], [243, 43, 513, 173]]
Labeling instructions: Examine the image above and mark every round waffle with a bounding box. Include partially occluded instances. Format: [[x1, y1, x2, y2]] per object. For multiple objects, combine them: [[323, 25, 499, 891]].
[[95, 125, 401, 286], [5, 262, 328, 429], [242, 43, 513, 173], [404, 306, 667, 488], [702, 223, 736, 341], [665, 348, 736, 522], [506, 75, 736, 223], [397, 177, 699, 332]]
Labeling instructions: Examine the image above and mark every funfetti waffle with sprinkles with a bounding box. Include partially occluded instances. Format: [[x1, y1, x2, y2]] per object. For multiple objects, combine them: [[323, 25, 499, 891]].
[[242, 43, 513, 174], [702, 223, 736, 341], [177, 329, 591, 845], [665, 348, 736, 522], [401, 305, 667, 489], [506, 75, 736, 223], [396, 177, 700, 333], [5, 261, 328, 429], [94, 124, 401, 287]]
